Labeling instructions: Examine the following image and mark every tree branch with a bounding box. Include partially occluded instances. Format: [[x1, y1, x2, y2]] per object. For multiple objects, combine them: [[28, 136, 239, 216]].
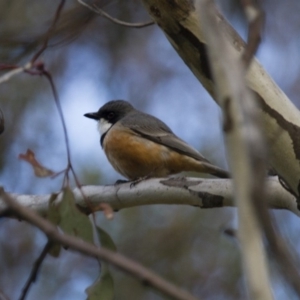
[[78, 0, 154, 28], [197, 1, 272, 299], [0, 62, 32, 85], [0, 177, 298, 217], [141, 0, 300, 197], [0, 188, 199, 300], [240, 0, 264, 67], [20, 241, 53, 300]]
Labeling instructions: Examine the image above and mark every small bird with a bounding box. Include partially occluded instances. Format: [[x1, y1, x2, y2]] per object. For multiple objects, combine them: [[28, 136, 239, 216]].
[[84, 100, 229, 180]]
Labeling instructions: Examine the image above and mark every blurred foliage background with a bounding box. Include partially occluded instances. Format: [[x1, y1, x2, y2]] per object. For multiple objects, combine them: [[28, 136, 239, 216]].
[[1, 0, 300, 299]]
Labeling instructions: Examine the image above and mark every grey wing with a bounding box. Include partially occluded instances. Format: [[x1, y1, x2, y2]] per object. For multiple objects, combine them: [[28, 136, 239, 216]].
[[121, 111, 210, 163]]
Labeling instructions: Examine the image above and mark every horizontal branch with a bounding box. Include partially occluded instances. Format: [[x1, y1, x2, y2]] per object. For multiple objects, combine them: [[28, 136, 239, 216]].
[[1, 177, 298, 217]]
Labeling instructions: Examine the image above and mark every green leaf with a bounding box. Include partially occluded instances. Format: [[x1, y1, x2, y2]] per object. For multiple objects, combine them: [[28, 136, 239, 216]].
[[96, 226, 117, 252], [85, 267, 114, 300], [86, 227, 116, 299], [47, 193, 61, 257], [58, 187, 94, 244], [47, 193, 60, 225]]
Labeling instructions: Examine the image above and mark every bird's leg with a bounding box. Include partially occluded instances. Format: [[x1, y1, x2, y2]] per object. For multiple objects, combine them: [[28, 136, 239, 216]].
[[114, 179, 129, 185], [129, 175, 152, 188], [129, 166, 163, 187]]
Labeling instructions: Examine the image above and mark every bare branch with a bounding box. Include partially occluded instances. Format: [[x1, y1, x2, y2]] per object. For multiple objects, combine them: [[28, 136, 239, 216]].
[[0, 63, 32, 85], [0, 1, 66, 83], [19, 242, 52, 300], [78, 0, 154, 28], [0, 0, 94, 215], [0, 177, 298, 217], [0, 188, 199, 300], [240, 0, 265, 67], [141, 0, 300, 197], [41, 70, 71, 174], [31, 0, 66, 63], [197, 1, 272, 298], [196, 1, 300, 298]]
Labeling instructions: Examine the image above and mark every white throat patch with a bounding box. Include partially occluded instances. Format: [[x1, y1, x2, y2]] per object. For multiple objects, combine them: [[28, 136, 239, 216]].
[[98, 118, 112, 135]]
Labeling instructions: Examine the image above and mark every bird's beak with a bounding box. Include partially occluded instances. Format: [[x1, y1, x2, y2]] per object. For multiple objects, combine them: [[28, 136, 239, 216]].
[[84, 112, 99, 120]]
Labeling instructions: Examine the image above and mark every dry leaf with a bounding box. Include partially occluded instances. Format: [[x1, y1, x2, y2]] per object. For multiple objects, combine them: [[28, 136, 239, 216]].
[[19, 149, 55, 177], [97, 203, 114, 220]]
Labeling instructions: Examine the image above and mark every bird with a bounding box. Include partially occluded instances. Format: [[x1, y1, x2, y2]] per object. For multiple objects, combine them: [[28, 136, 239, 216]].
[[84, 100, 229, 181]]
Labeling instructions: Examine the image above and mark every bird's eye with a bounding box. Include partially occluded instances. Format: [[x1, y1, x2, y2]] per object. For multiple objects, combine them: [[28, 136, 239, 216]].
[[107, 112, 115, 120]]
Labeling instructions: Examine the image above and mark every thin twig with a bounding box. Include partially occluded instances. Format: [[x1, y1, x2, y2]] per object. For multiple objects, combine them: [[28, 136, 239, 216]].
[[28, 0, 72, 185], [0, 0, 94, 213], [23, 67, 71, 187], [42, 69, 96, 210], [31, 0, 66, 63], [0, 63, 32, 85], [0, 0, 65, 83], [0, 188, 199, 300], [42, 71, 71, 167], [240, 0, 264, 68], [78, 0, 154, 28], [29, 0, 96, 204], [19, 241, 53, 300]]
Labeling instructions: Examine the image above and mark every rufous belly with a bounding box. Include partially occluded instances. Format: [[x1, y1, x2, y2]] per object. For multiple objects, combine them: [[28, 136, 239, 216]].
[[102, 127, 210, 180]]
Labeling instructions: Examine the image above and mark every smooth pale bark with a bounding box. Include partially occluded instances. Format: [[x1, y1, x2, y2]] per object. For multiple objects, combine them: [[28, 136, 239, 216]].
[[1, 177, 298, 217], [141, 0, 300, 197], [196, 1, 273, 299]]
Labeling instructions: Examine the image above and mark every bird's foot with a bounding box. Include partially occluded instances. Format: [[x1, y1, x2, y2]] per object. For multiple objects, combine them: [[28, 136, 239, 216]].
[[130, 175, 151, 188], [114, 179, 128, 185]]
